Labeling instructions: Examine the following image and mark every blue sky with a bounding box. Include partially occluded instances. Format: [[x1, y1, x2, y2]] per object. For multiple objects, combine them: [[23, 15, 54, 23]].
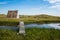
[[0, 0, 60, 16]]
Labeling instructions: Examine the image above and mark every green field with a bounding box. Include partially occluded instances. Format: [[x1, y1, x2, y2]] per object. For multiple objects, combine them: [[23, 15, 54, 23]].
[[0, 14, 60, 40], [0, 14, 60, 26], [0, 28, 60, 40]]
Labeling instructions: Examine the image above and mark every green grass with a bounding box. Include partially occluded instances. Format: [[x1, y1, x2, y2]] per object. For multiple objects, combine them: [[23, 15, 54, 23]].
[[0, 14, 60, 26], [0, 28, 60, 40], [0, 17, 60, 26]]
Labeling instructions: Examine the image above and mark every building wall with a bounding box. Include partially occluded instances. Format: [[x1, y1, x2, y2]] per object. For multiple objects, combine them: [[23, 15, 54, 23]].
[[7, 10, 19, 18]]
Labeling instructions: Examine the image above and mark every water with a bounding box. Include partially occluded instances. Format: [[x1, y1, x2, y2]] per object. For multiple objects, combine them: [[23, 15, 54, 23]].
[[0, 23, 60, 30], [0, 26, 18, 30], [25, 23, 60, 29]]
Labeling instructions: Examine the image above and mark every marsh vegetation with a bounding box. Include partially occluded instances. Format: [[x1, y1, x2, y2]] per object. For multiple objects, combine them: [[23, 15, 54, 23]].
[[0, 14, 60, 26], [0, 28, 60, 40]]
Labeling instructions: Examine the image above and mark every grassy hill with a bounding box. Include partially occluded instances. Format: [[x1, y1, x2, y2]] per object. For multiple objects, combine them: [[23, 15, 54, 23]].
[[20, 14, 60, 21]]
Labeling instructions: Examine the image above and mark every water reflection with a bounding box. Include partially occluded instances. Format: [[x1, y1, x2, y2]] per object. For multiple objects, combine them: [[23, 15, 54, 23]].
[[25, 23, 60, 29], [0, 26, 18, 30]]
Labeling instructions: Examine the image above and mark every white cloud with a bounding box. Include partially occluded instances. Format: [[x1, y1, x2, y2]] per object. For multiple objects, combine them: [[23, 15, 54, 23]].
[[49, 3, 60, 10], [44, 0, 60, 3], [44, 0, 60, 10], [0, 2, 7, 4], [50, 5, 60, 9]]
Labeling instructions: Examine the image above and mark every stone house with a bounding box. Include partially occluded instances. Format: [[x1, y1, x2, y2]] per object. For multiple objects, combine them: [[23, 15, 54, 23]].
[[7, 10, 19, 18]]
